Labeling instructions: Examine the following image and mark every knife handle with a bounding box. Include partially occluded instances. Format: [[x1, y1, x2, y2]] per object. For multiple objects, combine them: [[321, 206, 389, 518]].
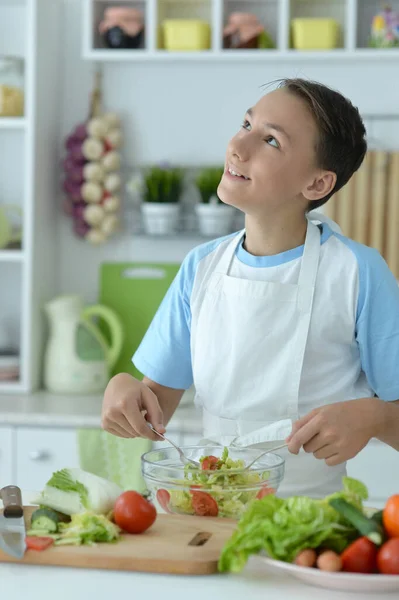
[[1, 486, 23, 518]]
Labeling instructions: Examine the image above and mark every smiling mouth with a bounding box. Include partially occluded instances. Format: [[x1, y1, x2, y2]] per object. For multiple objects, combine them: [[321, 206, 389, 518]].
[[226, 166, 250, 181]]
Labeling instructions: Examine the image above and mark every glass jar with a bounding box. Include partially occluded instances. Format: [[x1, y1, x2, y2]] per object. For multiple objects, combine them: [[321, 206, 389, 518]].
[[0, 56, 24, 117]]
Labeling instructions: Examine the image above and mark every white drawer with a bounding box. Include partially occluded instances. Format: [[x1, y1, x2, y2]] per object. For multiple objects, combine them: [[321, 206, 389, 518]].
[[0, 426, 14, 486], [15, 427, 80, 492], [347, 440, 399, 508]]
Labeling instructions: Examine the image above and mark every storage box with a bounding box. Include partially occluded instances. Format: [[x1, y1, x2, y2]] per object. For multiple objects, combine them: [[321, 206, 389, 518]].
[[291, 18, 339, 50], [162, 19, 211, 51]]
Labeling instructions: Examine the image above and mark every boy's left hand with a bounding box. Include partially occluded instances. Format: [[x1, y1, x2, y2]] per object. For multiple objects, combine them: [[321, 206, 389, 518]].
[[286, 398, 382, 466]]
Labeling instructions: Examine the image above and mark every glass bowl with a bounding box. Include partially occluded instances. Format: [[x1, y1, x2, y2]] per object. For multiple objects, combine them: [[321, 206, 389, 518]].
[[141, 445, 285, 519]]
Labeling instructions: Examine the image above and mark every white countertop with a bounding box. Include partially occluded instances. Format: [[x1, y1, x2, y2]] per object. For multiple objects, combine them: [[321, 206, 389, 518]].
[[0, 388, 201, 433], [0, 492, 392, 600]]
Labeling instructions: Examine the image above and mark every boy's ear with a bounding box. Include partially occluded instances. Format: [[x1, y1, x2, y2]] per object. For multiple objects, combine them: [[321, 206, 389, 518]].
[[303, 171, 337, 201]]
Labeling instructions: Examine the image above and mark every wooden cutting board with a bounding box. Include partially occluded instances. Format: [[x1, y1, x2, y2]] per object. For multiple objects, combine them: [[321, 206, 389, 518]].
[[0, 507, 236, 575]]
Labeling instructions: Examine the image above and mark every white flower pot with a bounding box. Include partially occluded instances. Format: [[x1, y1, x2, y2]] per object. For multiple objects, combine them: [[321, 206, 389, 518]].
[[195, 200, 236, 237], [141, 202, 180, 235]]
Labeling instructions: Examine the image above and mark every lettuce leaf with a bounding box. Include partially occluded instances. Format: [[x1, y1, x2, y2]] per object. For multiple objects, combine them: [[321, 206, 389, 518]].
[[218, 477, 366, 572]]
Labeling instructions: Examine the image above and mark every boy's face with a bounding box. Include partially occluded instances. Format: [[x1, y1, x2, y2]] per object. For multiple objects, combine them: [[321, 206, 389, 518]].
[[218, 88, 335, 217]]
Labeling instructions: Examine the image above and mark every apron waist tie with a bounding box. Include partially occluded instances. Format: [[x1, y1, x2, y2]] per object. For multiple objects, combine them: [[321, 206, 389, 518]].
[[202, 407, 294, 447]]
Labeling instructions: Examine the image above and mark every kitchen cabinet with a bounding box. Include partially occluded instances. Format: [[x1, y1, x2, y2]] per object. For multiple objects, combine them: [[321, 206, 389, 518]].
[[15, 427, 80, 491], [0, 426, 13, 486], [83, 0, 399, 61]]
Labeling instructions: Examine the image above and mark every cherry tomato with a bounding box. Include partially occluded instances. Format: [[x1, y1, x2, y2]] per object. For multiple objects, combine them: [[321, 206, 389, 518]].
[[191, 491, 219, 517], [156, 489, 172, 513], [25, 536, 54, 551], [341, 537, 378, 574], [377, 538, 399, 575], [201, 456, 219, 471], [256, 485, 276, 499], [114, 491, 157, 534], [383, 494, 399, 538]]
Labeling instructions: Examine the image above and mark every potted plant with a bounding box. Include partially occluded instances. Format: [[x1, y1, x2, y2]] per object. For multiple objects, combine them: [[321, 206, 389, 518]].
[[195, 167, 236, 236], [141, 164, 184, 235]]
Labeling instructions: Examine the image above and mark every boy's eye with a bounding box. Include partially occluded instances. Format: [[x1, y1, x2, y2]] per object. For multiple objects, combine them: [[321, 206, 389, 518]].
[[242, 119, 251, 131], [266, 136, 279, 149]]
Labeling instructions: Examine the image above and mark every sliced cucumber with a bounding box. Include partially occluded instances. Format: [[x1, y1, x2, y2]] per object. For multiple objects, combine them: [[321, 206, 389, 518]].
[[329, 498, 384, 545], [30, 507, 69, 533]]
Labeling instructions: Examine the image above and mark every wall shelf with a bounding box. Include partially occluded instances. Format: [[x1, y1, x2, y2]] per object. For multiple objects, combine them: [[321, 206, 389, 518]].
[[0, 118, 27, 130], [82, 0, 399, 61], [0, 251, 25, 263]]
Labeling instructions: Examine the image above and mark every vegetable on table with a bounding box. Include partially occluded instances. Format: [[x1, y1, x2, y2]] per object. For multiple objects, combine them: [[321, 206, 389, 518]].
[[113, 491, 156, 534], [30, 507, 70, 533], [25, 536, 54, 552], [377, 538, 399, 575], [383, 494, 399, 539], [294, 549, 317, 568], [316, 550, 343, 572], [329, 497, 384, 545], [191, 491, 219, 517], [341, 537, 378, 574], [218, 477, 369, 573], [32, 468, 123, 516]]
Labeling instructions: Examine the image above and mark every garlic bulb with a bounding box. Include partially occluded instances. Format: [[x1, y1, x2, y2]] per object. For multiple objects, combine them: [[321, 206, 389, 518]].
[[81, 181, 103, 203], [103, 195, 120, 213], [104, 173, 122, 193], [84, 204, 105, 226], [82, 138, 104, 161], [103, 112, 120, 129], [87, 117, 108, 139], [101, 214, 119, 236], [102, 150, 121, 172], [106, 129, 123, 149], [86, 228, 107, 244], [83, 162, 105, 183]]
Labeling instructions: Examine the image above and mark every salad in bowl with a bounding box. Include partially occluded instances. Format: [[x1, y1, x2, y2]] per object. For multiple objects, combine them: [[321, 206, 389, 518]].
[[141, 445, 285, 519]]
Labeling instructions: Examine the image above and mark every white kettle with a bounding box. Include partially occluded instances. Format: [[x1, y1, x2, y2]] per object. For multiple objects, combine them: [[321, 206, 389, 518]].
[[43, 295, 124, 394]]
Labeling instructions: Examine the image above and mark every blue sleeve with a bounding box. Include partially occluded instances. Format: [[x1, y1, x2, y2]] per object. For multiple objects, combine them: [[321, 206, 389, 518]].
[[354, 244, 399, 401]]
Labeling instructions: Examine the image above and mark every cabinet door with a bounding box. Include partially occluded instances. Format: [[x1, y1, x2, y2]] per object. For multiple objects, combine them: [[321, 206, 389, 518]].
[[347, 440, 399, 508], [15, 427, 80, 492], [0, 427, 14, 487]]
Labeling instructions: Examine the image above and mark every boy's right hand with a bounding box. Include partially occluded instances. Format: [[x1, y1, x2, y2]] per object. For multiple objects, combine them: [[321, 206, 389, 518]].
[[101, 373, 166, 441]]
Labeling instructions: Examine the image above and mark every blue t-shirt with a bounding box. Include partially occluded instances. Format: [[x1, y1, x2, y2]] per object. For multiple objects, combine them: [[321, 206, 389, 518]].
[[133, 224, 399, 401]]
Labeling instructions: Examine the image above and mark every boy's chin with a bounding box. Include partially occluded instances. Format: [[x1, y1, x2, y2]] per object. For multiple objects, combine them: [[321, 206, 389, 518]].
[[218, 193, 247, 213]]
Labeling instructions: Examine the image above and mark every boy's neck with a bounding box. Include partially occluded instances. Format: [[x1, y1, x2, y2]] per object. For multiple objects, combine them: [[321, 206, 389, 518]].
[[243, 212, 308, 257]]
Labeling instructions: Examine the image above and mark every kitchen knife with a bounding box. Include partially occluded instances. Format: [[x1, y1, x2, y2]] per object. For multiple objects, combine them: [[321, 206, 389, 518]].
[[0, 485, 26, 559]]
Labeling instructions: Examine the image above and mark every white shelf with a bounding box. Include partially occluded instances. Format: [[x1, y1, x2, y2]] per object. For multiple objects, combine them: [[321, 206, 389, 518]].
[[83, 0, 399, 61], [0, 381, 25, 394], [0, 118, 27, 130], [0, 250, 25, 262], [83, 47, 399, 62]]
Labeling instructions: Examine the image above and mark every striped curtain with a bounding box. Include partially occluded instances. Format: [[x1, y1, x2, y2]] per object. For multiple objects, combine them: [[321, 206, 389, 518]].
[[324, 151, 399, 278]]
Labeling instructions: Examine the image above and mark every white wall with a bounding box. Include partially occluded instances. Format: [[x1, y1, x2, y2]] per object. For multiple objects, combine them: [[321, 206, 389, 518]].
[[57, 0, 399, 302]]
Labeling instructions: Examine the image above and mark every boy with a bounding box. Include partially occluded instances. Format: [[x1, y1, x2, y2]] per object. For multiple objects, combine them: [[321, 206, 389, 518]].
[[102, 79, 399, 498]]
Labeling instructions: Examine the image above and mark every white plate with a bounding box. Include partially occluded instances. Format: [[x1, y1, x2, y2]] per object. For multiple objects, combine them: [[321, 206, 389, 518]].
[[254, 555, 399, 593]]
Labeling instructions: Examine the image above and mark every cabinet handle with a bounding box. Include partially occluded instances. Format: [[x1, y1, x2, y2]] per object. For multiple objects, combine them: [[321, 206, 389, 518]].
[[29, 450, 49, 461]]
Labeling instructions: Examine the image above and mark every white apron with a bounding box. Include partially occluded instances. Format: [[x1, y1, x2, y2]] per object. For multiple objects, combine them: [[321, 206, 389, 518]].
[[191, 216, 347, 498]]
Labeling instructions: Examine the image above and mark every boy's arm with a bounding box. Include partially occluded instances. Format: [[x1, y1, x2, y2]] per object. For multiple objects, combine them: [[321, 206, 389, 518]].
[[375, 398, 399, 450], [143, 376, 185, 426], [289, 247, 399, 464]]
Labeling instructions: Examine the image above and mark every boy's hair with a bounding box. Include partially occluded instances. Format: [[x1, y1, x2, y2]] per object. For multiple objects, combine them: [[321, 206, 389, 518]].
[[277, 78, 367, 210]]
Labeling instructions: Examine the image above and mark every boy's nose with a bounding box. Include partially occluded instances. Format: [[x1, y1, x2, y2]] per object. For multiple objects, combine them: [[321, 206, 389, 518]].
[[228, 135, 251, 163]]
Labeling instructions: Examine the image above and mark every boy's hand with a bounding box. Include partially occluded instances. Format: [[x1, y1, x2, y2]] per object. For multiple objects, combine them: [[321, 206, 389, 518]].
[[102, 373, 166, 441], [286, 398, 383, 466]]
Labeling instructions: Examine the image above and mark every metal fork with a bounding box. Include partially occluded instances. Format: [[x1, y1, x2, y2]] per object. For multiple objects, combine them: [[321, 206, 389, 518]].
[[147, 423, 200, 468], [242, 443, 288, 470]]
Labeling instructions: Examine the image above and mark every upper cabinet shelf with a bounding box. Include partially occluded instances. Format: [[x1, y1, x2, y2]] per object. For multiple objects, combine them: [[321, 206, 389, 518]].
[[82, 0, 399, 61]]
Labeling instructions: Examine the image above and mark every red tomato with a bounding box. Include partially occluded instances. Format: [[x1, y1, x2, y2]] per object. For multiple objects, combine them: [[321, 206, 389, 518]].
[[383, 495, 399, 538], [201, 456, 219, 471], [341, 537, 378, 574], [156, 489, 172, 513], [377, 538, 399, 575], [256, 485, 276, 499], [114, 491, 157, 534], [191, 491, 218, 517], [25, 536, 54, 551]]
